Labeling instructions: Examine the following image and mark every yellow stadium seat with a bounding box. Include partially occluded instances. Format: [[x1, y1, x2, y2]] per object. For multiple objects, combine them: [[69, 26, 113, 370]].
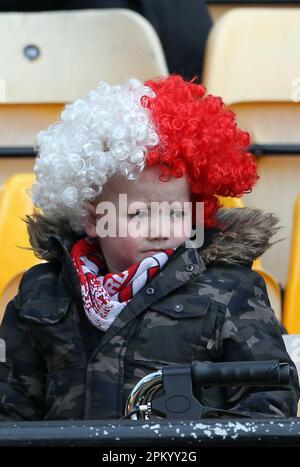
[[0, 174, 42, 322], [284, 194, 300, 333], [218, 196, 281, 321], [218, 195, 244, 209], [0, 8, 168, 185], [203, 7, 300, 287]]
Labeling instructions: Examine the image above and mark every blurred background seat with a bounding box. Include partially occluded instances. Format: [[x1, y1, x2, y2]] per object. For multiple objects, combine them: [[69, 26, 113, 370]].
[[206, 0, 300, 23], [0, 8, 168, 320], [284, 193, 300, 334], [0, 8, 168, 185], [203, 7, 300, 294], [0, 0, 211, 82], [0, 173, 42, 323]]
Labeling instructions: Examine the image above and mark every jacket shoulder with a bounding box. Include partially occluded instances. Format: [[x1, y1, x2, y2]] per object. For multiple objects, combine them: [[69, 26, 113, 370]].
[[1, 261, 68, 330], [193, 262, 256, 307], [14, 262, 72, 325], [22, 261, 60, 280], [226, 266, 271, 309], [19, 262, 61, 304]]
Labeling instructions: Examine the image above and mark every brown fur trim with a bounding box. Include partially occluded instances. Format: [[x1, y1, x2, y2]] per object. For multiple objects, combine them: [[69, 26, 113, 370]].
[[201, 207, 282, 266]]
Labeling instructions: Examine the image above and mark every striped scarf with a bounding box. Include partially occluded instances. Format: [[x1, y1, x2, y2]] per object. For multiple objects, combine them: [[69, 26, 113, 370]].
[[71, 238, 175, 332]]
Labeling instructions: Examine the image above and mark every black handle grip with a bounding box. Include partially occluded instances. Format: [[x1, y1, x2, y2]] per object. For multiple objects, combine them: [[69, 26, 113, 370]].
[[191, 360, 290, 387]]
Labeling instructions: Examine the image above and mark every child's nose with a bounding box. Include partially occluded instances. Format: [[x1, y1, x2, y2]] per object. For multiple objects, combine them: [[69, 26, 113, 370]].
[[147, 219, 170, 240]]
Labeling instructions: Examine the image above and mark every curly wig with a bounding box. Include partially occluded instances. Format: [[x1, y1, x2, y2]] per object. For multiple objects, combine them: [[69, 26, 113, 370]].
[[31, 74, 258, 233], [143, 75, 258, 227]]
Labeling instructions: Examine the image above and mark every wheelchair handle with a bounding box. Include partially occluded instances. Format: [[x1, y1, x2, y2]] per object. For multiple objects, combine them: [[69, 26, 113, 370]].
[[125, 360, 291, 420], [191, 360, 290, 387]]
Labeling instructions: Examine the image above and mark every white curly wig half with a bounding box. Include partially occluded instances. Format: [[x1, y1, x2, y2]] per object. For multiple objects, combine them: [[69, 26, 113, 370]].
[[32, 78, 159, 232]]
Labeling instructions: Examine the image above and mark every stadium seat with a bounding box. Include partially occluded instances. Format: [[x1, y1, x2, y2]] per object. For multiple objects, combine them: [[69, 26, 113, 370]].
[[218, 196, 282, 321], [0, 8, 168, 185], [0, 174, 42, 323], [206, 1, 300, 23], [203, 7, 300, 288], [283, 194, 300, 334], [218, 195, 243, 209]]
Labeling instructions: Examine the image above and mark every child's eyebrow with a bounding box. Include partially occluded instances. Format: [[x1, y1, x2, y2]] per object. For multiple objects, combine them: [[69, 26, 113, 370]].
[[128, 202, 186, 209], [126, 202, 149, 207], [126, 204, 149, 212]]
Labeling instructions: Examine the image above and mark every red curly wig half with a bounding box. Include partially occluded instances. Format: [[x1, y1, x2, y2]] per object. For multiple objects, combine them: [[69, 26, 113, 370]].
[[142, 75, 259, 228]]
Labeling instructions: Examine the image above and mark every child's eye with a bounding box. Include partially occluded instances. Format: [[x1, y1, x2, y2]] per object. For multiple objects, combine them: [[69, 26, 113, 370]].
[[170, 209, 184, 219], [129, 209, 148, 219], [136, 210, 148, 219]]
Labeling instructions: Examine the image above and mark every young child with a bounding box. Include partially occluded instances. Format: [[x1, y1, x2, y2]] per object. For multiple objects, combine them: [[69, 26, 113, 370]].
[[0, 75, 298, 421]]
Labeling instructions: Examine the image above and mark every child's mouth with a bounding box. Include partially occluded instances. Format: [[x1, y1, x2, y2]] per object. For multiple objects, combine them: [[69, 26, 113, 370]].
[[142, 249, 164, 256]]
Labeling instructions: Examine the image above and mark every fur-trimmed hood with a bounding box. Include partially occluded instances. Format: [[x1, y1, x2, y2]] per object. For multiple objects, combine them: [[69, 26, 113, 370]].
[[26, 207, 281, 266], [201, 207, 280, 266]]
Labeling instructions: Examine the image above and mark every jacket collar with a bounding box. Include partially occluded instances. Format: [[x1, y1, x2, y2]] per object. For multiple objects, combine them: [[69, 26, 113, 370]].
[[98, 244, 208, 350], [45, 205, 280, 309], [46, 234, 83, 300], [45, 227, 214, 300], [46, 228, 214, 348], [45, 206, 280, 268], [45, 206, 280, 348]]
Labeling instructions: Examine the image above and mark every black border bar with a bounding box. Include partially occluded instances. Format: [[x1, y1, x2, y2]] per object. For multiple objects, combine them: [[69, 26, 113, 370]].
[[0, 145, 300, 158], [0, 418, 299, 446], [206, 1, 300, 4], [249, 144, 300, 156], [0, 147, 36, 157]]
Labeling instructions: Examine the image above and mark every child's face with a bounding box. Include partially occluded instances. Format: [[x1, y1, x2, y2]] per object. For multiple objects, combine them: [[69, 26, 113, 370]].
[[84, 166, 191, 272]]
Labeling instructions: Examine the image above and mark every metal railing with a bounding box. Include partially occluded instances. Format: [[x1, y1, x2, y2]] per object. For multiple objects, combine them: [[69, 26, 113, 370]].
[[0, 418, 299, 446]]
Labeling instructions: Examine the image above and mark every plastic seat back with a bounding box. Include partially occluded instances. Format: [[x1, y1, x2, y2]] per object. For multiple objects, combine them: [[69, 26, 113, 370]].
[[203, 7, 300, 286], [284, 194, 300, 333], [0, 9, 168, 183], [0, 174, 42, 310]]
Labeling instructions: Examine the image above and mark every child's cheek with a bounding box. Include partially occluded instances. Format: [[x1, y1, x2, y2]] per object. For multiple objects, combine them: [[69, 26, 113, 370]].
[[122, 236, 142, 256]]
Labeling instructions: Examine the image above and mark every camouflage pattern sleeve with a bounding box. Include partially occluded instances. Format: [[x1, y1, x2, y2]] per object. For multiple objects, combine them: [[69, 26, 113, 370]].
[[220, 270, 300, 417], [0, 283, 46, 421]]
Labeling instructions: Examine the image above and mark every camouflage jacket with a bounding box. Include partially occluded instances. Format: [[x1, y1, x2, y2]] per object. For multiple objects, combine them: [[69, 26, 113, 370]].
[[0, 208, 299, 421]]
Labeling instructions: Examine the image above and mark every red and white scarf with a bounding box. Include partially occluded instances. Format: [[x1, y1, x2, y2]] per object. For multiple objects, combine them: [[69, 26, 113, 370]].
[[71, 238, 175, 332]]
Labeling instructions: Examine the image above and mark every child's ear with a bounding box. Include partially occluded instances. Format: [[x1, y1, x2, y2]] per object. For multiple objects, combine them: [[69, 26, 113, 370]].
[[83, 203, 98, 238]]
